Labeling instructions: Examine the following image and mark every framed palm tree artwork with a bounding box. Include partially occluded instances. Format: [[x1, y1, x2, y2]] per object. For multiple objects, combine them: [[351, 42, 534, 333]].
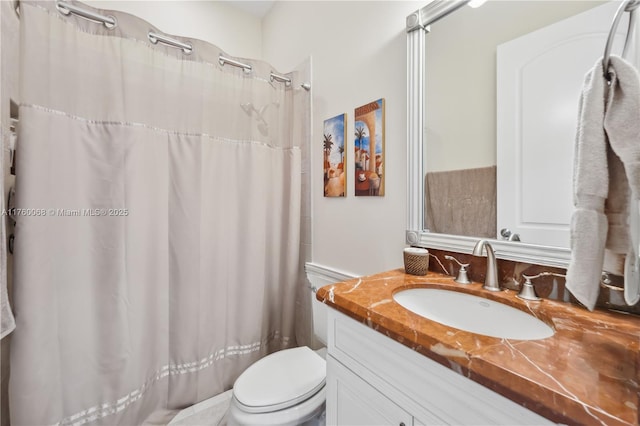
[[323, 113, 347, 197], [354, 98, 385, 196]]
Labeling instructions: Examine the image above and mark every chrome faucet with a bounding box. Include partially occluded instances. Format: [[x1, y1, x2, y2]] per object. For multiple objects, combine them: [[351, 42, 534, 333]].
[[471, 240, 501, 291]]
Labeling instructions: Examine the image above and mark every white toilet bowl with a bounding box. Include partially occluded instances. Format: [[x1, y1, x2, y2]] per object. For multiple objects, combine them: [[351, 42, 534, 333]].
[[227, 346, 326, 426]]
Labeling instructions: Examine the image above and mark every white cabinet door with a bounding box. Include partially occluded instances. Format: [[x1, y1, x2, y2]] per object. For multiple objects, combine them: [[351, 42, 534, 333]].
[[497, 1, 627, 247], [326, 355, 413, 426]]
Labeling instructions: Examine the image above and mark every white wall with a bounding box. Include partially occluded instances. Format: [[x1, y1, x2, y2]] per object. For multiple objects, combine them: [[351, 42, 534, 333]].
[[85, 1, 263, 59], [263, 1, 423, 276]]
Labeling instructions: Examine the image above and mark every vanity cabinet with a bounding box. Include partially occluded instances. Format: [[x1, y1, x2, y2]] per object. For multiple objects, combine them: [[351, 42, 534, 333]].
[[326, 356, 413, 426], [325, 309, 554, 426]]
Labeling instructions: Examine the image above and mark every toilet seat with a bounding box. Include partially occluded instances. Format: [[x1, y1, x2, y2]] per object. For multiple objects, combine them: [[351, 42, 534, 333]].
[[233, 346, 326, 414], [228, 385, 326, 426]]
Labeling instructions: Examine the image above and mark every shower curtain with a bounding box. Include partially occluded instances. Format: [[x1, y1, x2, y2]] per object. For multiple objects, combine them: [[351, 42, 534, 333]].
[[10, 2, 311, 425]]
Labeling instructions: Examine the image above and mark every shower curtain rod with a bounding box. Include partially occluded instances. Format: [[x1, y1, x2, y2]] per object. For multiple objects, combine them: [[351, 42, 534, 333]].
[[270, 72, 292, 86], [55, 1, 116, 28], [148, 31, 193, 55], [218, 55, 253, 72], [217, 56, 291, 87], [17, 1, 311, 90]]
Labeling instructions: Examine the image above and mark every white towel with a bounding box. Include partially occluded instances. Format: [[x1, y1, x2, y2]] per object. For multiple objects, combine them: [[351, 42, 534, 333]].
[[566, 56, 640, 310], [606, 56, 640, 306], [1, 131, 15, 340]]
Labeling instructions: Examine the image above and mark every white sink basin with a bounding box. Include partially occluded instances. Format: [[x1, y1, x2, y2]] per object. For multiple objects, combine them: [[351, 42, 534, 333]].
[[393, 288, 554, 340]]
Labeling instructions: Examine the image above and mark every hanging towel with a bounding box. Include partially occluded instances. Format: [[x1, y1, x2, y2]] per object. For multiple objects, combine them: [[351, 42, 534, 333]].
[[566, 58, 609, 311], [566, 55, 640, 310], [1, 131, 15, 340], [605, 56, 640, 305]]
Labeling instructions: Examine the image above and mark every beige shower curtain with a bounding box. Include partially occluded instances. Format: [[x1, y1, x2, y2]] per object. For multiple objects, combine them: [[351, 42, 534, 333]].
[[10, 2, 310, 424]]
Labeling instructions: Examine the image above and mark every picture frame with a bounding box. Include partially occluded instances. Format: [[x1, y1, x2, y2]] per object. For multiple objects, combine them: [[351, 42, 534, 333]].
[[323, 113, 347, 197], [354, 98, 385, 196]]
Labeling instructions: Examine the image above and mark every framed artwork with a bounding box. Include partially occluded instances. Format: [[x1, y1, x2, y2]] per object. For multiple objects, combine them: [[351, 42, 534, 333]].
[[323, 113, 347, 197], [354, 98, 385, 196]]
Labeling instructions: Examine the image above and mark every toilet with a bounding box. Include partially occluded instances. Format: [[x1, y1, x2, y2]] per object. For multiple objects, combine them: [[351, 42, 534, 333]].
[[227, 283, 328, 426]]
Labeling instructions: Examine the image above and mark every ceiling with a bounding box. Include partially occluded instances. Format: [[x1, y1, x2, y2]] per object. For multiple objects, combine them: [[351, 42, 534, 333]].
[[225, 1, 276, 18]]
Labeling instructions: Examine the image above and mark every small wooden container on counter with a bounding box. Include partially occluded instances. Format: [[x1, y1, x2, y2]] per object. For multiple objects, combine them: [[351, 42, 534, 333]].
[[403, 247, 429, 276]]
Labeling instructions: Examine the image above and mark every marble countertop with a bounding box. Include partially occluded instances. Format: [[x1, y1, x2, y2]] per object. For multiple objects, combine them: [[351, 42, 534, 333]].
[[316, 269, 640, 425]]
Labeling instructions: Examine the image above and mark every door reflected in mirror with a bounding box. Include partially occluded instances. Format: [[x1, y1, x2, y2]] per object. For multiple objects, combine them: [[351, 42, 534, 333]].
[[422, 0, 628, 248]]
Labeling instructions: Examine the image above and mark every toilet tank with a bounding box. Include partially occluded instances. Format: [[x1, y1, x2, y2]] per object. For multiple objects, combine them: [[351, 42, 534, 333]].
[[305, 263, 356, 349]]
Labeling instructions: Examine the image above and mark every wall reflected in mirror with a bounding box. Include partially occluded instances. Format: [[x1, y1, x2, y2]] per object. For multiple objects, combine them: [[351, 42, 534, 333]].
[[422, 0, 619, 248]]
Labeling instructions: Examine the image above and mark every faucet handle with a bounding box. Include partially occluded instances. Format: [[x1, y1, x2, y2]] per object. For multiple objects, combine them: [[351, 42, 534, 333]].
[[500, 228, 521, 242], [523, 271, 566, 281], [444, 255, 471, 284], [517, 272, 565, 301]]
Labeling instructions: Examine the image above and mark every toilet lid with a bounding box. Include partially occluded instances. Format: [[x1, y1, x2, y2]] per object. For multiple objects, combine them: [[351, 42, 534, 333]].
[[233, 346, 326, 414]]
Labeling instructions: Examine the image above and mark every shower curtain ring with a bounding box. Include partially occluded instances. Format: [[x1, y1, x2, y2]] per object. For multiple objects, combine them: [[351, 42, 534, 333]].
[[55, 1, 117, 29]]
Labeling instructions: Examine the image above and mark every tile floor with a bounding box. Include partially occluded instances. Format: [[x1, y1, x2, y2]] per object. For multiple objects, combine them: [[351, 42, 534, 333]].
[[168, 390, 232, 426]]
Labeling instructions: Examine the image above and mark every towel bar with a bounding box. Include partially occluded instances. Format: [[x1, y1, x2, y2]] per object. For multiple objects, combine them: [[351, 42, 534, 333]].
[[603, 0, 640, 80], [601, 272, 624, 291]]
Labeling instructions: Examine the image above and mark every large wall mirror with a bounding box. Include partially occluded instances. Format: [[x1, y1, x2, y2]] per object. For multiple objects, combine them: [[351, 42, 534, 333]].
[[406, 0, 629, 267]]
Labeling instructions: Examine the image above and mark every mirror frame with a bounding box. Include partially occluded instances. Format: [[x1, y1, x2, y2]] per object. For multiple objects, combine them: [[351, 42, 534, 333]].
[[405, 0, 571, 268]]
